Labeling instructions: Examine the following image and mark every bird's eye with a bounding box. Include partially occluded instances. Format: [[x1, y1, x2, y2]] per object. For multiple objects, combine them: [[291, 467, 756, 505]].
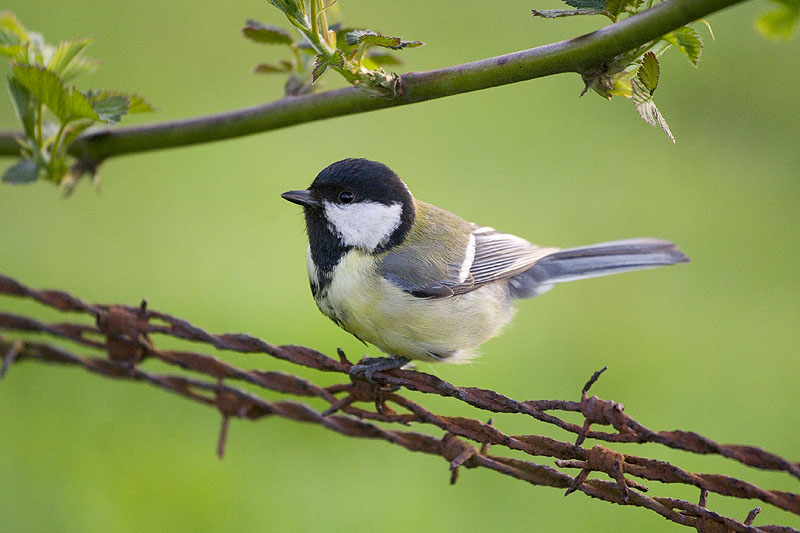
[[338, 191, 354, 204]]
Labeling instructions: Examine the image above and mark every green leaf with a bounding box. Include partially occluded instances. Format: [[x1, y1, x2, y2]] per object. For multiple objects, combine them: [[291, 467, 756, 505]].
[[0, 12, 27, 57], [632, 78, 674, 143], [663, 26, 703, 66], [756, 0, 800, 40], [2, 158, 38, 184], [637, 51, 659, 95], [345, 30, 423, 50], [86, 89, 154, 121], [311, 55, 328, 83], [562, 0, 605, 8], [59, 56, 100, 82], [7, 76, 35, 138], [0, 37, 22, 58], [398, 40, 423, 49], [345, 30, 397, 47], [47, 38, 93, 77], [0, 11, 27, 40], [333, 26, 365, 55], [253, 61, 293, 73], [266, 0, 306, 23], [12, 64, 99, 122], [90, 94, 128, 123], [0, 27, 23, 57], [532, 9, 603, 18], [604, 0, 642, 20], [124, 93, 154, 114], [242, 20, 293, 45], [46, 156, 68, 184], [62, 119, 94, 150], [86, 89, 154, 113], [0, 39, 23, 58], [311, 50, 344, 84]]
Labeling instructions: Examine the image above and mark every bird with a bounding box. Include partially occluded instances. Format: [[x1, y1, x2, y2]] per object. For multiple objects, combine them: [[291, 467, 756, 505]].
[[281, 158, 688, 380]]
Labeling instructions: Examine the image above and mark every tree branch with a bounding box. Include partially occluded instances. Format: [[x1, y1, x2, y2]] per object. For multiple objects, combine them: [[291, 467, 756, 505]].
[[0, 0, 748, 163]]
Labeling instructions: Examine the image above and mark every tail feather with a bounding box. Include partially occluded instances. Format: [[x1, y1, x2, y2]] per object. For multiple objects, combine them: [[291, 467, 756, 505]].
[[508, 238, 688, 299]]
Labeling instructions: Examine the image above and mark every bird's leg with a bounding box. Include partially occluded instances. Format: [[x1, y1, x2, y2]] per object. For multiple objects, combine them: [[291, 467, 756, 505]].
[[350, 355, 410, 383]]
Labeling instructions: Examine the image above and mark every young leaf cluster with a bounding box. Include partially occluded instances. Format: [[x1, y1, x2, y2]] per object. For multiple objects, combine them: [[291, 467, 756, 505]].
[[0, 12, 152, 189], [533, 0, 709, 142], [756, 0, 800, 40], [532, 0, 643, 20], [245, 0, 423, 97]]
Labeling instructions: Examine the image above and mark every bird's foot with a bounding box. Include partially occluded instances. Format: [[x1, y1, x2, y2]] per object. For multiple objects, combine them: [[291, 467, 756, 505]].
[[350, 356, 410, 383]]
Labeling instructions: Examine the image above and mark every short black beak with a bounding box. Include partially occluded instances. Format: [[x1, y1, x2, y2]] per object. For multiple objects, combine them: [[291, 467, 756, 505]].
[[281, 189, 319, 208]]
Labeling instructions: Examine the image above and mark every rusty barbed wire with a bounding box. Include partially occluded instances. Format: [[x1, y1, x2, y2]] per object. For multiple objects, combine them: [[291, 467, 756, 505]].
[[1, 274, 798, 532]]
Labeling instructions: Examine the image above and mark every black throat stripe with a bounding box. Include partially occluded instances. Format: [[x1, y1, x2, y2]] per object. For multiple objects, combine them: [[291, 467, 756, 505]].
[[304, 207, 350, 291]]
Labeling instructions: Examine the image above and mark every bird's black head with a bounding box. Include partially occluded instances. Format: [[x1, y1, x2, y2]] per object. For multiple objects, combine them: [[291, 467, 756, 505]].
[[308, 158, 414, 210], [281, 159, 416, 280]]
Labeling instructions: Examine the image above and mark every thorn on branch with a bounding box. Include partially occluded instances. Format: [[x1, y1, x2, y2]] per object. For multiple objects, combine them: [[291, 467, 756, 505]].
[[218, 416, 230, 459], [583, 366, 608, 395], [321, 394, 358, 417], [563, 468, 591, 497], [336, 347, 350, 365], [1, 339, 22, 377], [215, 380, 253, 459], [743, 506, 760, 526], [441, 433, 480, 486], [576, 366, 632, 445], [692, 495, 760, 533], [479, 419, 494, 456]]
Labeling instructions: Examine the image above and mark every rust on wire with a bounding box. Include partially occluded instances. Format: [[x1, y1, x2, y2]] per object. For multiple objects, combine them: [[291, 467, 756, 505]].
[[1, 274, 799, 532], [557, 444, 649, 503], [96, 302, 152, 366]]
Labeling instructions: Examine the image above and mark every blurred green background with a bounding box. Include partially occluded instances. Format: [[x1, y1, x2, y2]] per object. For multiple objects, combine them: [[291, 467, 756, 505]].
[[1, 1, 798, 531]]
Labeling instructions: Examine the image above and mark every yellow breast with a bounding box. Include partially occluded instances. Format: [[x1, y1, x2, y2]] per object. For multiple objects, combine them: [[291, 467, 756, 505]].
[[308, 248, 515, 362]]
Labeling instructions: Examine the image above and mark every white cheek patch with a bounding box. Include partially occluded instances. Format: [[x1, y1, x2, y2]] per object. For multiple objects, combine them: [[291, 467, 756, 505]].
[[324, 200, 403, 251]]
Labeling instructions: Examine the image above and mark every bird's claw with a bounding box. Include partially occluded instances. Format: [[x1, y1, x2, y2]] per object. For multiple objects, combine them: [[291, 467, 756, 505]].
[[349, 356, 409, 383]]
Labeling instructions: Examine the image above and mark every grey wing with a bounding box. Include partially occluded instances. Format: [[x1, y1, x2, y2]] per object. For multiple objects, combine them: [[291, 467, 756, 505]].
[[381, 225, 558, 298], [379, 242, 466, 298], [447, 226, 559, 295]]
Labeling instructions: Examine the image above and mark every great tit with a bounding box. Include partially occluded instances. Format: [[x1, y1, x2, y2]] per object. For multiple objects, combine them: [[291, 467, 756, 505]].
[[282, 158, 688, 378]]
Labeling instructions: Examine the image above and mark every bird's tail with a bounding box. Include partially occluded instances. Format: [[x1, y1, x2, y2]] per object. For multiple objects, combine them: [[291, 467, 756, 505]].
[[508, 238, 689, 299]]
